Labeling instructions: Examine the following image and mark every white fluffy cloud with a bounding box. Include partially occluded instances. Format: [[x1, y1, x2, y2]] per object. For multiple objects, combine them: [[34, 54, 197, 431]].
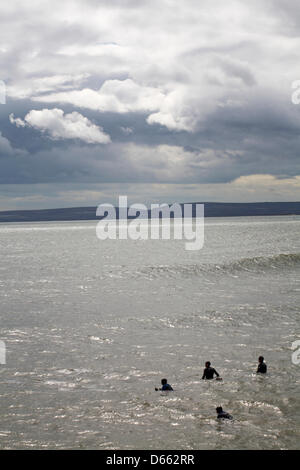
[[3, 1, 299, 132], [32, 78, 165, 114], [8, 114, 26, 128], [7, 73, 89, 100], [10, 109, 111, 144]]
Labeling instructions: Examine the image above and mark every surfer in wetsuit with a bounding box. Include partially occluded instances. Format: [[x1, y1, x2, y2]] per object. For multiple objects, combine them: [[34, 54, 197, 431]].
[[155, 378, 173, 391], [202, 361, 221, 380], [216, 406, 233, 420], [256, 356, 267, 374]]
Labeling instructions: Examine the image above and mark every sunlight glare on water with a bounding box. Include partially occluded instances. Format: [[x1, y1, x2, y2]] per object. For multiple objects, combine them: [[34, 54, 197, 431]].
[[0, 216, 299, 449]]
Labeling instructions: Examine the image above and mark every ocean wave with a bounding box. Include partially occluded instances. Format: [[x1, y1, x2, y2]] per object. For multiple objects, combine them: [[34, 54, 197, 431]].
[[136, 253, 300, 279], [225, 253, 300, 272]]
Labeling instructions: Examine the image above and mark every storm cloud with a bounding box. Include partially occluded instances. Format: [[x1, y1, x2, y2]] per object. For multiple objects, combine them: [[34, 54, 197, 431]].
[[0, 0, 300, 208]]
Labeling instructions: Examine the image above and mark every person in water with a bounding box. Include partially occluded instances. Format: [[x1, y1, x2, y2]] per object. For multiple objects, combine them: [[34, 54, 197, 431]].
[[257, 356, 267, 374], [155, 378, 173, 391], [202, 361, 222, 380], [216, 406, 233, 420]]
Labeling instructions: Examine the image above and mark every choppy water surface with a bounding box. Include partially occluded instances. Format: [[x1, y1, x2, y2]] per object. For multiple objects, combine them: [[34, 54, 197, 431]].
[[0, 216, 299, 449]]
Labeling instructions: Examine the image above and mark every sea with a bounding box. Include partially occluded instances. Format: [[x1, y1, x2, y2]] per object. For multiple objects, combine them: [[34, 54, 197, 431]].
[[0, 215, 299, 449]]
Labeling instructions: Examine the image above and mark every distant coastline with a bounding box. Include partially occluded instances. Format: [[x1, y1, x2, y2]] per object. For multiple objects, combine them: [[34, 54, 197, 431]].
[[0, 202, 300, 223]]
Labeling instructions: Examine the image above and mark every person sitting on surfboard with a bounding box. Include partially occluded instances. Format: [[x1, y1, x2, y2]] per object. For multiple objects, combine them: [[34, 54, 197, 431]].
[[202, 361, 222, 380], [216, 406, 233, 420], [155, 378, 173, 391], [256, 356, 267, 374]]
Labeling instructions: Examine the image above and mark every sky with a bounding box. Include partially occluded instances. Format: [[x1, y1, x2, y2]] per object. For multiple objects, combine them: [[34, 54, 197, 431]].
[[0, 0, 300, 210]]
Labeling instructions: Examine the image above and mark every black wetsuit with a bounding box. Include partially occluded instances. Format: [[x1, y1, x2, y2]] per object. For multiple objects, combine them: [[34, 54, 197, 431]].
[[257, 362, 267, 373], [161, 383, 173, 391], [217, 411, 233, 420], [202, 367, 219, 379]]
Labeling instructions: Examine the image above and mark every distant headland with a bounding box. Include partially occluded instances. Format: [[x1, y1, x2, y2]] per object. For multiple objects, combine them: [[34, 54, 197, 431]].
[[0, 202, 300, 223]]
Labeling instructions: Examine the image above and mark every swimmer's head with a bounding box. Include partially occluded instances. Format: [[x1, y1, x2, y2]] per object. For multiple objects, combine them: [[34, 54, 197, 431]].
[[216, 407, 223, 414], [161, 378, 167, 385], [258, 356, 264, 363], [205, 361, 211, 368]]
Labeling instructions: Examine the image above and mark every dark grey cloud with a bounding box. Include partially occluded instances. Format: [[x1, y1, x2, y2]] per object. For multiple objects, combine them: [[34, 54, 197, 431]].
[[0, 0, 300, 207], [1, 87, 300, 186]]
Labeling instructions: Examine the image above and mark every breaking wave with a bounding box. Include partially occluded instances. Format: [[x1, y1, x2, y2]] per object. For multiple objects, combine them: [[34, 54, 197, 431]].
[[136, 253, 300, 279]]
